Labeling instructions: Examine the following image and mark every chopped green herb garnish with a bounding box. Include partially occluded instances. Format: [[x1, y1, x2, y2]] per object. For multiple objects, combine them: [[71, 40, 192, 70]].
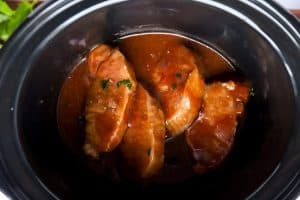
[[117, 79, 132, 89], [171, 83, 177, 90], [147, 148, 152, 156], [175, 72, 182, 78], [249, 88, 255, 97], [100, 79, 109, 89]]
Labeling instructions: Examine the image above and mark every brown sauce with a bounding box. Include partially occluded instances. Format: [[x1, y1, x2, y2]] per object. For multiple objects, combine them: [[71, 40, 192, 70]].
[[57, 33, 249, 183], [57, 60, 90, 154]]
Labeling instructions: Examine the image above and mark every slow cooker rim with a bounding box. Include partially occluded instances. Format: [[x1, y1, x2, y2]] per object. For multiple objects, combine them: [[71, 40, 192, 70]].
[[0, 0, 299, 199]]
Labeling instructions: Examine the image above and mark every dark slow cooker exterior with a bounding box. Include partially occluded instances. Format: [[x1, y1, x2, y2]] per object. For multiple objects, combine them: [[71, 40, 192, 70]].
[[0, 0, 300, 199]]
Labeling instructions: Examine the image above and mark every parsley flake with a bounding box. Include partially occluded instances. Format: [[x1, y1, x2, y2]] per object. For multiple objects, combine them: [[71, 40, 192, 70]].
[[100, 79, 109, 89], [171, 83, 177, 90], [117, 79, 132, 89]]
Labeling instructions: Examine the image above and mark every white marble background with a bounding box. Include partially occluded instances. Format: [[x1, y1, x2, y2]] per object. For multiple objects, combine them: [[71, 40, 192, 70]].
[[276, 0, 300, 9]]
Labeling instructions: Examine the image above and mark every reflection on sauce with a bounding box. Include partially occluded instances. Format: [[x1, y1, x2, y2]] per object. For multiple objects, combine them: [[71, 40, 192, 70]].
[[57, 33, 250, 183], [186, 41, 233, 78]]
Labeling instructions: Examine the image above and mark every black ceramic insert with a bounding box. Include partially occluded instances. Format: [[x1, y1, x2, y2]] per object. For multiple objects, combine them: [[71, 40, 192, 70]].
[[0, 0, 299, 199]]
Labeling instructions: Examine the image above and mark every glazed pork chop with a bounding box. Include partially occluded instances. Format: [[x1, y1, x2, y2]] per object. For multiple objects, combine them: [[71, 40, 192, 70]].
[[87, 44, 113, 78], [121, 84, 165, 178], [158, 64, 205, 136], [121, 36, 205, 137], [84, 48, 137, 158], [186, 81, 249, 174]]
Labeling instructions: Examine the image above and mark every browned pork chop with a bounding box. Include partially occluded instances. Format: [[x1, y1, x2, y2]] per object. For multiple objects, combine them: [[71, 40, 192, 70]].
[[121, 36, 205, 136], [84, 49, 137, 158], [121, 84, 165, 178], [186, 81, 249, 174]]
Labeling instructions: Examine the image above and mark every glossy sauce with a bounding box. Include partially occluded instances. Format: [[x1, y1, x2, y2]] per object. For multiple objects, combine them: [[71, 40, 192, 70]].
[[57, 60, 90, 154], [57, 33, 249, 183]]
